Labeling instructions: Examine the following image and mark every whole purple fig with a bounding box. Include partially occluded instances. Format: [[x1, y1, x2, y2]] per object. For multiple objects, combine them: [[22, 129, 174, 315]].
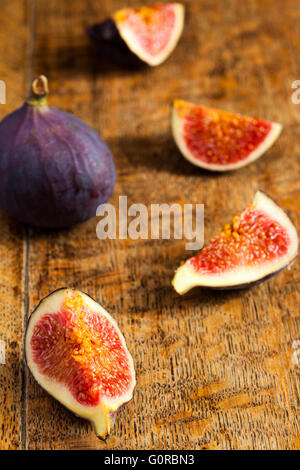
[[0, 76, 116, 228]]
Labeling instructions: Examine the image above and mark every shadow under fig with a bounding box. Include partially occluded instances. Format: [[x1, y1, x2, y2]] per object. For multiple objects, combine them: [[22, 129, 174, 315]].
[[34, 42, 146, 79], [87, 19, 147, 71], [108, 135, 232, 178], [34, 20, 147, 79]]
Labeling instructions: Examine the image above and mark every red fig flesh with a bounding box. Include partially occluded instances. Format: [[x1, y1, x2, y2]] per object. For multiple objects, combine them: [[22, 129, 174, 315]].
[[172, 100, 282, 171], [173, 192, 298, 294], [88, 3, 184, 67], [25, 288, 136, 439], [0, 76, 116, 227]]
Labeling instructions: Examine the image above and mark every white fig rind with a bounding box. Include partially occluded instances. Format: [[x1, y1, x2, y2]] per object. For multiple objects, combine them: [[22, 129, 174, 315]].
[[173, 192, 298, 294], [172, 101, 282, 171], [25, 288, 136, 439], [114, 3, 184, 66]]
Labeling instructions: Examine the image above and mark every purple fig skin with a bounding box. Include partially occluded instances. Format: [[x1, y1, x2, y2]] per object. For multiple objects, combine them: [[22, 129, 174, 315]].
[[87, 19, 145, 69], [0, 85, 116, 228]]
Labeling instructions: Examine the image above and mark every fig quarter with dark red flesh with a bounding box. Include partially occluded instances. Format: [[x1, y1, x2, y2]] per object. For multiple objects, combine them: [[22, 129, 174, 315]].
[[172, 100, 282, 171], [25, 288, 136, 439], [173, 192, 298, 294]]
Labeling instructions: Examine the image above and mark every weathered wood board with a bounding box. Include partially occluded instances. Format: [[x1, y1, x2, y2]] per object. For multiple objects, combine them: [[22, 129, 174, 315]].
[[0, 0, 300, 450]]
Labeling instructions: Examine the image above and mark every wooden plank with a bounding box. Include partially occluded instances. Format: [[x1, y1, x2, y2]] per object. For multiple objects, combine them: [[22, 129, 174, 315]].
[[0, 0, 31, 450], [22, 0, 300, 449]]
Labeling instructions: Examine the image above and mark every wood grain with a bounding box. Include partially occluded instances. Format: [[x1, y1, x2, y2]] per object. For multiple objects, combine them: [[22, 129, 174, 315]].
[[1, 0, 300, 450], [0, 0, 31, 450]]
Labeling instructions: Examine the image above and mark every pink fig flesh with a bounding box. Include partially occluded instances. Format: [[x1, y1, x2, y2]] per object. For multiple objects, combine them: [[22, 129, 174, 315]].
[[173, 192, 298, 294], [25, 288, 136, 439]]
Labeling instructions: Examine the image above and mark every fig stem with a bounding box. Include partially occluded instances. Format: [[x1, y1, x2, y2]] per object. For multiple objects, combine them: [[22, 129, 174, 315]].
[[27, 75, 49, 106]]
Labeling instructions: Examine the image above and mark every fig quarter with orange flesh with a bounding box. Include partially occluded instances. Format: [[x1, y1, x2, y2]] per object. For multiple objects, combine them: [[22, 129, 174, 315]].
[[25, 288, 136, 439], [173, 192, 298, 294]]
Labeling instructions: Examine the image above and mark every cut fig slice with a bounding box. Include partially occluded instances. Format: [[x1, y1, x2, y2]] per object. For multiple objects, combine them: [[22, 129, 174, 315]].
[[112, 3, 184, 66], [173, 192, 298, 294], [25, 288, 136, 439], [172, 100, 282, 171]]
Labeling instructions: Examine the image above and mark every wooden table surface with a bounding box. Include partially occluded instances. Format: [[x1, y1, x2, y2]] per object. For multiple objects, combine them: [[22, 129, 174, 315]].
[[0, 0, 300, 450]]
